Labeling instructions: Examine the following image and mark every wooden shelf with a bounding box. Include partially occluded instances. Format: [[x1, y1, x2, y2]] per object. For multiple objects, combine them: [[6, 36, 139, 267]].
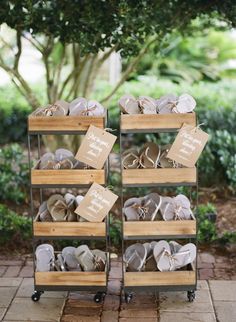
[[120, 113, 196, 133], [122, 168, 197, 187], [35, 271, 106, 286], [33, 222, 106, 238], [31, 169, 105, 186], [124, 270, 196, 287], [28, 114, 106, 134], [123, 220, 196, 239]]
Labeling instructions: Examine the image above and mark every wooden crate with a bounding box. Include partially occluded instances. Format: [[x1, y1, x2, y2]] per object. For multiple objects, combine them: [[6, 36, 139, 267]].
[[120, 113, 196, 133], [28, 115, 105, 133], [123, 220, 196, 239], [122, 168, 197, 186], [124, 270, 196, 287], [31, 169, 105, 186], [35, 271, 106, 286], [33, 222, 106, 238]]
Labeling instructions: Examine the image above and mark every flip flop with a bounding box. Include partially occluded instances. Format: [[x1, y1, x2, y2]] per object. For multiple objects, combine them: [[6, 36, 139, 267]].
[[33, 100, 68, 116], [64, 193, 77, 222], [144, 255, 157, 271], [173, 94, 196, 113], [169, 240, 182, 254], [55, 149, 74, 162], [138, 96, 157, 114], [38, 152, 56, 169], [87, 100, 105, 116], [35, 244, 55, 272], [91, 249, 107, 271], [74, 245, 95, 271], [139, 142, 161, 168], [157, 242, 196, 271], [153, 240, 171, 270], [47, 194, 68, 221], [37, 201, 53, 222], [158, 144, 181, 168], [123, 197, 143, 221], [157, 94, 178, 114], [124, 243, 147, 272], [119, 94, 140, 114], [55, 254, 66, 271], [143, 243, 152, 257], [144, 193, 162, 220], [173, 243, 197, 269], [122, 148, 140, 169], [69, 97, 87, 115], [62, 247, 81, 271]]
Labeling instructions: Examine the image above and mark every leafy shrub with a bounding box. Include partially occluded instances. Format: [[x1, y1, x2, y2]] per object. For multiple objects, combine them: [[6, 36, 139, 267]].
[[0, 204, 31, 245], [0, 85, 32, 144], [0, 143, 29, 203], [197, 203, 217, 243], [109, 214, 121, 248]]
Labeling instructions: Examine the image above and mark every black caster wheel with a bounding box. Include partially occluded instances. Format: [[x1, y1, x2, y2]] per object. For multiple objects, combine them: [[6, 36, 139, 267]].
[[31, 291, 43, 302], [187, 290, 196, 302], [125, 292, 133, 303], [94, 291, 106, 303]]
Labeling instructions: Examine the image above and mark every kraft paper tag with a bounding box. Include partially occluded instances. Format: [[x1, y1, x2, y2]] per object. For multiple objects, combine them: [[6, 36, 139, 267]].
[[75, 125, 117, 169], [167, 123, 209, 167], [75, 182, 118, 222]]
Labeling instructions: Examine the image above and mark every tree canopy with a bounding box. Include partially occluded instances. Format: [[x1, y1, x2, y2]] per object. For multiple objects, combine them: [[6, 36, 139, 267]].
[[1, 0, 236, 57]]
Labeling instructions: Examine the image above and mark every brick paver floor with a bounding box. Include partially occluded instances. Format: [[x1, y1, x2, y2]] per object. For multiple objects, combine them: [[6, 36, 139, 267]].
[[0, 251, 236, 322]]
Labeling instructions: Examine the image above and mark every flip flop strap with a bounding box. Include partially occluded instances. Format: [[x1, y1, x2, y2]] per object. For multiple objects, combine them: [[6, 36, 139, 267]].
[[139, 147, 155, 168], [94, 255, 106, 271], [43, 103, 61, 116], [122, 152, 139, 168], [131, 203, 149, 220], [81, 104, 97, 115]]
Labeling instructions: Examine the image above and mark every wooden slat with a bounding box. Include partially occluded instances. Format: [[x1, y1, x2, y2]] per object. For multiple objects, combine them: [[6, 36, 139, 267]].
[[35, 271, 106, 286], [31, 169, 105, 185], [120, 113, 196, 132], [124, 220, 196, 238], [34, 222, 106, 237], [124, 271, 196, 287], [122, 168, 197, 186], [28, 115, 105, 133]]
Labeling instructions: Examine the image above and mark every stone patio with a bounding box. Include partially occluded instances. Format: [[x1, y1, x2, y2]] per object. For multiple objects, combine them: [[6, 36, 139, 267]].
[[0, 254, 236, 322]]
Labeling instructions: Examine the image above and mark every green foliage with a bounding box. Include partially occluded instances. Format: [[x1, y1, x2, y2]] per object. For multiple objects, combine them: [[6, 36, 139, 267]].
[[133, 29, 236, 83], [0, 144, 29, 203], [109, 214, 121, 248], [1, 1, 236, 57], [197, 203, 217, 243], [219, 231, 236, 244], [0, 204, 31, 245]]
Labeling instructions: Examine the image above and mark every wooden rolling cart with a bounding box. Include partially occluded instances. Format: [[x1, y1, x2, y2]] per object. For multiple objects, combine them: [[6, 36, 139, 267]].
[[27, 112, 110, 303], [120, 112, 198, 303]]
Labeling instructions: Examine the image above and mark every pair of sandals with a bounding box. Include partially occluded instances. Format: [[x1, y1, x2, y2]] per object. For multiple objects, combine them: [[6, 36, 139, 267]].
[[122, 142, 181, 169], [124, 241, 196, 272], [124, 193, 194, 221], [35, 193, 85, 222], [35, 244, 106, 272], [35, 149, 87, 170], [119, 93, 196, 115], [33, 97, 105, 117]]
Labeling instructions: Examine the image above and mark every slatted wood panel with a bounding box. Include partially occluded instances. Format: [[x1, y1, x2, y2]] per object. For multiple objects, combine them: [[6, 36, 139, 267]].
[[124, 271, 196, 287], [34, 222, 106, 237], [28, 115, 105, 133], [123, 220, 196, 238], [122, 168, 197, 186], [31, 169, 105, 186], [120, 113, 196, 133], [35, 271, 106, 286]]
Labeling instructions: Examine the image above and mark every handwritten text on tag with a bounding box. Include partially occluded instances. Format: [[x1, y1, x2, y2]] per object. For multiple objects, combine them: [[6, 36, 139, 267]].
[[75, 182, 118, 222], [75, 125, 117, 169], [167, 123, 209, 167]]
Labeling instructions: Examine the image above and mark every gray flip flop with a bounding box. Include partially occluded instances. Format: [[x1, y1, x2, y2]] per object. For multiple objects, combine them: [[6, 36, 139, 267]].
[[47, 194, 68, 221], [62, 247, 81, 270], [35, 244, 54, 272], [74, 245, 95, 271], [138, 96, 157, 114], [124, 243, 147, 272], [119, 94, 140, 114], [69, 97, 88, 115], [91, 249, 107, 271], [37, 201, 53, 222]]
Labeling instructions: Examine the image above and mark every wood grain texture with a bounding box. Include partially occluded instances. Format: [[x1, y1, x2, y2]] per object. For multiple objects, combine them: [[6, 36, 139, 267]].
[[123, 220, 196, 238], [28, 115, 105, 133], [122, 168, 197, 186], [124, 271, 196, 287], [31, 169, 105, 185], [35, 271, 106, 286], [120, 113, 196, 132], [34, 222, 106, 237]]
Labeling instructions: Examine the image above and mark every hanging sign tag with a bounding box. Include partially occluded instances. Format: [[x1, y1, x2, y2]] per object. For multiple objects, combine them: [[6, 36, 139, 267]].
[[75, 125, 117, 169], [75, 182, 118, 222], [167, 123, 209, 167]]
